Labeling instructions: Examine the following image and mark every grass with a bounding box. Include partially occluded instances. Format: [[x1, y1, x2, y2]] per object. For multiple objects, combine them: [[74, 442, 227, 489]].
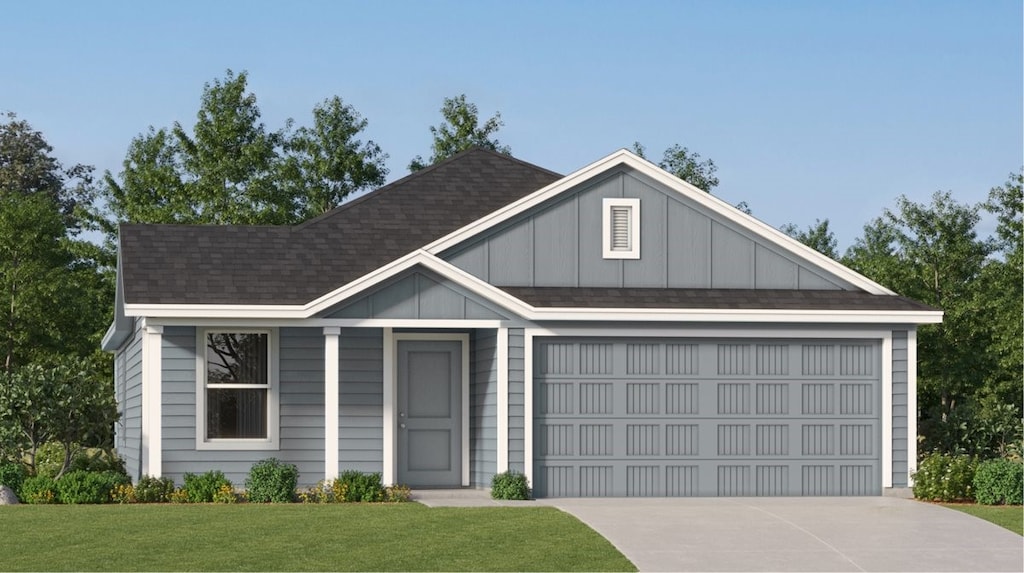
[[0, 503, 636, 572], [940, 503, 1023, 536]]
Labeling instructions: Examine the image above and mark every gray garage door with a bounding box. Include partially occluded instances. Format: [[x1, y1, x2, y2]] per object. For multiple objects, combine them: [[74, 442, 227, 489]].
[[533, 338, 881, 497]]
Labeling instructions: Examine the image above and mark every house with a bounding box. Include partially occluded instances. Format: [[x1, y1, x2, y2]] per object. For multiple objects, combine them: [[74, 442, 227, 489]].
[[101, 148, 941, 497]]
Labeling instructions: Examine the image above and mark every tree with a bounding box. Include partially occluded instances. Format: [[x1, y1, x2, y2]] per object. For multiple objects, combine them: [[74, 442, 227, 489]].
[[408, 94, 510, 171], [781, 218, 839, 259], [632, 141, 719, 192], [279, 96, 388, 219], [844, 191, 998, 454], [103, 70, 386, 226], [0, 358, 117, 476]]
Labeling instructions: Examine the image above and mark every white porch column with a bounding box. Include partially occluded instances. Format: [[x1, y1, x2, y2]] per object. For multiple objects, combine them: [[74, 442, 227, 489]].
[[324, 327, 340, 481], [496, 327, 509, 472], [142, 324, 163, 477], [381, 328, 396, 485]]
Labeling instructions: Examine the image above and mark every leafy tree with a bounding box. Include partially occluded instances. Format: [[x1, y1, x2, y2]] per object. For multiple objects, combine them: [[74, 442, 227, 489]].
[[103, 70, 386, 226], [632, 141, 719, 192], [408, 94, 510, 171], [845, 191, 999, 455], [0, 358, 117, 476], [279, 96, 388, 219], [781, 218, 839, 259]]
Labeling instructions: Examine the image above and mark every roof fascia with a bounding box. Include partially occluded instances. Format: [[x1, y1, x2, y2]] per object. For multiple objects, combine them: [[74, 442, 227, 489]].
[[424, 149, 896, 296]]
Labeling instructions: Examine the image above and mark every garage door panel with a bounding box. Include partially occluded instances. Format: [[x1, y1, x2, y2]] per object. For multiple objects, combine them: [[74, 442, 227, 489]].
[[534, 338, 882, 497]]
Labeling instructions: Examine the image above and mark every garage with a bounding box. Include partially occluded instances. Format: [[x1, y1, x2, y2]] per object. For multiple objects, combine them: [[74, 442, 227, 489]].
[[533, 338, 881, 497]]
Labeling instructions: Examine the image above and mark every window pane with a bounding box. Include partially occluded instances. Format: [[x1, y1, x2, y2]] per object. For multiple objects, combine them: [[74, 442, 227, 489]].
[[207, 389, 267, 439], [207, 333, 268, 385]]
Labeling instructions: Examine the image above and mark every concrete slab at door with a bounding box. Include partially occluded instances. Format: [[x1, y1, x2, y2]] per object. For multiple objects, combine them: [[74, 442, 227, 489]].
[[397, 339, 461, 487]]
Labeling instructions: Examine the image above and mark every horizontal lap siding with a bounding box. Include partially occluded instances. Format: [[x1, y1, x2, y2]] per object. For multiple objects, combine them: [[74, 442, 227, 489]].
[[471, 329, 498, 487], [162, 327, 327, 487], [119, 319, 143, 481], [892, 331, 908, 487], [339, 328, 383, 474], [508, 329, 525, 472]]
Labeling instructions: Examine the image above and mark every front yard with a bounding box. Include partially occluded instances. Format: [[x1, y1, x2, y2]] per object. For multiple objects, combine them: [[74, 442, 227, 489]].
[[0, 503, 636, 571], [940, 503, 1024, 536]]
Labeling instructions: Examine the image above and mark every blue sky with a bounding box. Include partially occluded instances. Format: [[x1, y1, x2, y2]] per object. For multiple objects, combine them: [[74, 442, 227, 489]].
[[3, 0, 1020, 249]]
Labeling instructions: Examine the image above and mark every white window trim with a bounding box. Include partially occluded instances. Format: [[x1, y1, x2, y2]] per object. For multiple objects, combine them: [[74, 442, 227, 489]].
[[195, 328, 280, 451], [602, 198, 640, 259]]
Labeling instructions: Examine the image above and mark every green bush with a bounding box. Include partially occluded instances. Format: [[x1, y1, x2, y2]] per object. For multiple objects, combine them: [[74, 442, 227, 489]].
[[56, 470, 129, 504], [973, 458, 1024, 505], [912, 452, 978, 502], [71, 448, 127, 476], [491, 470, 531, 500], [134, 476, 175, 503], [384, 484, 412, 503], [245, 458, 299, 503], [20, 475, 59, 504], [0, 461, 26, 498], [336, 470, 384, 502], [183, 470, 232, 503], [34, 442, 74, 479]]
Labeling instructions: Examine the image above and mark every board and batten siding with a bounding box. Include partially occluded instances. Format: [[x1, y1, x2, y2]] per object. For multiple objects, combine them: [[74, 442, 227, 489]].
[[471, 329, 499, 486], [323, 271, 507, 320], [507, 328, 526, 472], [338, 328, 384, 474], [443, 170, 852, 290], [161, 327, 327, 486], [117, 318, 144, 481], [891, 331, 909, 488]]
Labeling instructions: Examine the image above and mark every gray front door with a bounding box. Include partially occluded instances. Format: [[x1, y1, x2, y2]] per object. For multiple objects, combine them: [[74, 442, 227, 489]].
[[397, 339, 462, 487]]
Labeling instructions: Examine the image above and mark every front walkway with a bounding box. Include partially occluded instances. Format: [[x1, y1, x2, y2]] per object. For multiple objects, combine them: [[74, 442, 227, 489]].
[[413, 491, 1023, 572]]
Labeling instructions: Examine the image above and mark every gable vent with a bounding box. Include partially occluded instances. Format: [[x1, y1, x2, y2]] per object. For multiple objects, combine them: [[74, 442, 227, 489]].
[[602, 198, 640, 259]]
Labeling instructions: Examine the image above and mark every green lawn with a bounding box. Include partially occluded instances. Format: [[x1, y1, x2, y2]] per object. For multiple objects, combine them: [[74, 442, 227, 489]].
[[0, 503, 636, 572], [941, 503, 1024, 536]]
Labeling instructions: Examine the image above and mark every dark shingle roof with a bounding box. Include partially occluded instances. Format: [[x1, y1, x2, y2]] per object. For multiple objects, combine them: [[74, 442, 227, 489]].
[[500, 287, 938, 312], [120, 148, 562, 305]]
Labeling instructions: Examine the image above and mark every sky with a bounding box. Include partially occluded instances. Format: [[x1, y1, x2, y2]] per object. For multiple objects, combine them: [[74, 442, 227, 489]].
[[2, 0, 1021, 250]]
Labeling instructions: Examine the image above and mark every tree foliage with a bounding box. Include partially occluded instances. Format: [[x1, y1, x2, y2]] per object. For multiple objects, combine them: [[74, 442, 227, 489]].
[[408, 94, 510, 171], [632, 141, 719, 192], [781, 218, 839, 259], [102, 70, 386, 227]]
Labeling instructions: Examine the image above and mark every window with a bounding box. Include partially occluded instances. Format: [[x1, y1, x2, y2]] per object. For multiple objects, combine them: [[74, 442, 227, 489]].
[[602, 198, 640, 259], [197, 329, 279, 450]]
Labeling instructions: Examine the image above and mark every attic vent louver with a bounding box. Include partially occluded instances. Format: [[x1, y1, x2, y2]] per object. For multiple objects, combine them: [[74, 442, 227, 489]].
[[602, 198, 640, 259]]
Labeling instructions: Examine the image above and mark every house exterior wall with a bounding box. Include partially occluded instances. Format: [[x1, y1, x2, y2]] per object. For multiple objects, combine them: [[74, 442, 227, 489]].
[[443, 170, 852, 290], [117, 318, 144, 481], [508, 328, 526, 472], [323, 271, 508, 320], [892, 330, 909, 488], [338, 328, 384, 474], [471, 329, 498, 486]]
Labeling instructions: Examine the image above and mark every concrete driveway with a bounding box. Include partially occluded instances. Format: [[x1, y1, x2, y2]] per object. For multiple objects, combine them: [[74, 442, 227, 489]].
[[541, 497, 1023, 572]]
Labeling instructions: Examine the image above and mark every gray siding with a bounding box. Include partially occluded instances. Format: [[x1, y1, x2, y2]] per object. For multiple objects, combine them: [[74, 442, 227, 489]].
[[338, 328, 383, 474], [162, 327, 328, 487], [471, 329, 498, 486], [323, 271, 508, 320], [117, 318, 143, 481], [508, 328, 525, 472], [443, 169, 852, 290], [891, 331, 908, 487]]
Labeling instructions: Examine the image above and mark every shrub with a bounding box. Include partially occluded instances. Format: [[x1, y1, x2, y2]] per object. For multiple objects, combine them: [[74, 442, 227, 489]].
[[20, 475, 58, 504], [111, 483, 136, 504], [71, 448, 127, 476], [973, 458, 1024, 505], [336, 470, 384, 502], [213, 484, 238, 504], [182, 471, 232, 503], [384, 484, 412, 503], [34, 442, 74, 478], [913, 452, 978, 502], [56, 470, 129, 504], [491, 470, 531, 500], [169, 488, 190, 504], [0, 461, 26, 498], [245, 458, 299, 503], [135, 476, 175, 503], [299, 481, 331, 504]]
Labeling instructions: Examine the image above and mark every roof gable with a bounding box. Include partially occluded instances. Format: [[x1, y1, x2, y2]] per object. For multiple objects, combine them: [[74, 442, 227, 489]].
[[428, 149, 895, 296]]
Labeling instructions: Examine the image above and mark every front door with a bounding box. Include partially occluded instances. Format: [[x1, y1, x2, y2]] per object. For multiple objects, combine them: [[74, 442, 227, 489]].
[[397, 339, 462, 487]]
